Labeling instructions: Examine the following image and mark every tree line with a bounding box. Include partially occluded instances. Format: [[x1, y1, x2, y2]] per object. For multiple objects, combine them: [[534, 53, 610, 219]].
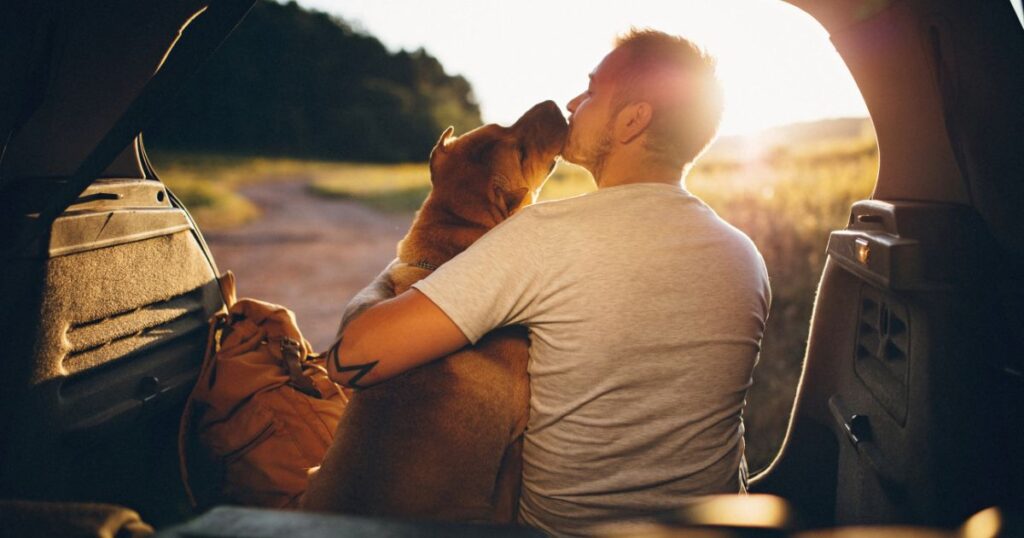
[[148, 0, 483, 162]]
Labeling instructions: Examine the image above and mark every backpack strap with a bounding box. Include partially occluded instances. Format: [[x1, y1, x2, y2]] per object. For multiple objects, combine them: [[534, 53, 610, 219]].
[[218, 270, 237, 308], [280, 338, 322, 398]]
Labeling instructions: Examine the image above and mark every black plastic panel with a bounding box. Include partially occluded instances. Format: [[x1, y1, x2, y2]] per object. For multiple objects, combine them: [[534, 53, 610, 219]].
[[854, 287, 910, 425], [827, 200, 988, 290]]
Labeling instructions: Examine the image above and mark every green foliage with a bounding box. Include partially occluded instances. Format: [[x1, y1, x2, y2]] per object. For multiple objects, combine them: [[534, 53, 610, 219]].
[[146, 0, 482, 162]]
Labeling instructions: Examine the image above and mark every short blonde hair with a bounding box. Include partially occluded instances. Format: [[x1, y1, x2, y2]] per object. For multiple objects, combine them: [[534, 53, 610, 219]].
[[611, 29, 724, 168]]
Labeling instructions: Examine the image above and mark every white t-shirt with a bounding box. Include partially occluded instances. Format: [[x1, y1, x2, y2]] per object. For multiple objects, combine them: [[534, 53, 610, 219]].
[[412, 182, 771, 536]]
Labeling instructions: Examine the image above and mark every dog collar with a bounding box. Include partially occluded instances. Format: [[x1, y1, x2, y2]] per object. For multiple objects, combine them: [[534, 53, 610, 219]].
[[412, 260, 438, 271]]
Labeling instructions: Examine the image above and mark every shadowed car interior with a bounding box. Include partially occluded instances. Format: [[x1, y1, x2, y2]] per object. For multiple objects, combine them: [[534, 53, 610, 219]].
[[0, 0, 253, 527], [0, 0, 1021, 536]]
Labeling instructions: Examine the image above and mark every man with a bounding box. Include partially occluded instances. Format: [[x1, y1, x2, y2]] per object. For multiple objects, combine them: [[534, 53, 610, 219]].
[[328, 29, 771, 536]]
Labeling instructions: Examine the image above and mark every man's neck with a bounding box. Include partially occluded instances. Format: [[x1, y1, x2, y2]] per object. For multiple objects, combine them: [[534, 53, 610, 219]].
[[591, 147, 685, 189]]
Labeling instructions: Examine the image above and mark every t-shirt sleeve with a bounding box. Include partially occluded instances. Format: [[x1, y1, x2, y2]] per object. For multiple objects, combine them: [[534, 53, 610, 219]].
[[411, 207, 547, 344]]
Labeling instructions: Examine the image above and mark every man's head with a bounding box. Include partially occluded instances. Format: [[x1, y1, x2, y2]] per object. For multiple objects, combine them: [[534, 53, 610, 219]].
[[563, 29, 723, 178]]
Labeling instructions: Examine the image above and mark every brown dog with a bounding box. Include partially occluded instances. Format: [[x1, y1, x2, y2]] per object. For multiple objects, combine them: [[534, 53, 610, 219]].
[[302, 101, 567, 522]]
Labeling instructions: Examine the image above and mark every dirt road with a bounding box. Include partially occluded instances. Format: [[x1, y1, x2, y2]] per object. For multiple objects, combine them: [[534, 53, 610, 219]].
[[203, 180, 413, 350]]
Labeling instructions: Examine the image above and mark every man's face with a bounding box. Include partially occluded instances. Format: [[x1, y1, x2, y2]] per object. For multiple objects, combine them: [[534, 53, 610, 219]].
[[563, 49, 623, 175]]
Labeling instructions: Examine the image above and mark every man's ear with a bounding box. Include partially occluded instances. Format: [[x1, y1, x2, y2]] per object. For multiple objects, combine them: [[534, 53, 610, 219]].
[[614, 102, 653, 144], [428, 126, 457, 175]]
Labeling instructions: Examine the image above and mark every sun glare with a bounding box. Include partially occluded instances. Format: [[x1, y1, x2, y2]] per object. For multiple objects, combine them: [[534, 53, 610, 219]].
[[298, 0, 868, 136]]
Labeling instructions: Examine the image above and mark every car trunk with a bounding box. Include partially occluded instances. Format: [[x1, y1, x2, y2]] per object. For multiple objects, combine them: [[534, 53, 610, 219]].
[[0, 0, 253, 526], [754, 0, 1024, 528]]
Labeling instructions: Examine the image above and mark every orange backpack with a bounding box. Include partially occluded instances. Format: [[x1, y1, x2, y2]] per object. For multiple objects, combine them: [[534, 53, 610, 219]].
[[178, 272, 348, 509]]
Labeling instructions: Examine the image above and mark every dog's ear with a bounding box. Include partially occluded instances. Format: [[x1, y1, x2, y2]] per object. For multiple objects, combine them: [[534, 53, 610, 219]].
[[428, 126, 457, 178], [433, 126, 456, 154], [493, 185, 530, 219]]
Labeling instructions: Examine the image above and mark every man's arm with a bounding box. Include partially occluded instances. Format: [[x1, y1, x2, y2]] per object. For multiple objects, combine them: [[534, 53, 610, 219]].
[[325, 289, 469, 389], [326, 206, 546, 388]]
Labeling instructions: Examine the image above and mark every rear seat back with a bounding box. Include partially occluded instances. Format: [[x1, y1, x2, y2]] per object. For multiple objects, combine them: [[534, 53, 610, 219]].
[[0, 177, 224, 526]]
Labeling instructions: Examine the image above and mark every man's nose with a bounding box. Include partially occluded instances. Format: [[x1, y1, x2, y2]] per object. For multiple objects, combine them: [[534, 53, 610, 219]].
[[566, 93, 582, 114]]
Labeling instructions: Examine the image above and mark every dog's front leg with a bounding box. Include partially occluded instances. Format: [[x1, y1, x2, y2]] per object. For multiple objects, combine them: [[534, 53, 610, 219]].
[[337, 258, 399, 335]]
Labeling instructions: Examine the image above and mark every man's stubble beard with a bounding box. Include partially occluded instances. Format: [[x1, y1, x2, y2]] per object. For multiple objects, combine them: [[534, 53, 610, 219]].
[[565, 121, 614, 182]]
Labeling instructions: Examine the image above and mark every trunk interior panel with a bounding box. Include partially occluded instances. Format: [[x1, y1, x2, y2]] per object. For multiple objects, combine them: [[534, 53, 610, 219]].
[[0, 179, 224, 526], [754, 200, 1023, 527]]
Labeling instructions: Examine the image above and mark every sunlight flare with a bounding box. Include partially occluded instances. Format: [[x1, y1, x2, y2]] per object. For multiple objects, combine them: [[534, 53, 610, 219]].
[[300, 0, 869, 135]]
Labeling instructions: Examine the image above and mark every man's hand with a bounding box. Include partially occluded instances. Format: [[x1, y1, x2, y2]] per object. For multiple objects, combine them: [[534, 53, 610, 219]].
[[325, 289, 469, 389], [337, 259, 398, 336]]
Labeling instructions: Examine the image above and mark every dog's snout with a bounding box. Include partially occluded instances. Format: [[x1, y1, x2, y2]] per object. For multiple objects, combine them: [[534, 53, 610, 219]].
[[510, 101, 568, 155], [531, 101, 565, 124], [535, 100, 561, 116], [517, 100, 566, 127]]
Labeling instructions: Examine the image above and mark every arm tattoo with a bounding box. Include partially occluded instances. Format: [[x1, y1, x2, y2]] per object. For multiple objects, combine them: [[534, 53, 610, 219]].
[[326, 337, 379, 390]]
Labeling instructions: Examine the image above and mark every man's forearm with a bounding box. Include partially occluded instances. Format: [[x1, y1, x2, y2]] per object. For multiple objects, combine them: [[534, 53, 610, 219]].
[[324, 336, 379, 390], [325, 289, 470, 389]]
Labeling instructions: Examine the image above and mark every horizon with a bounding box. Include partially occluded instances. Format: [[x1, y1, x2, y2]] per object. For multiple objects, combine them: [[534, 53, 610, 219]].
[[295, 0, 871, 136]]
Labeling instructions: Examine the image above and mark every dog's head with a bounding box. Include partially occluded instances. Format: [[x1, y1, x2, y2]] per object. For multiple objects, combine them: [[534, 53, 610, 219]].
[[427, 100, 567, 223]]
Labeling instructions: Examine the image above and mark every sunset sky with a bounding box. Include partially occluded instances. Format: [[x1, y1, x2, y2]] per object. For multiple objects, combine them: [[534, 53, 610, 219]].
[[292, 1, 1016, 136]]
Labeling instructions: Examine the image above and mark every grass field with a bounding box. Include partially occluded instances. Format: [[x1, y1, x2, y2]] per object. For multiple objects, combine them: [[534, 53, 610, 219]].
[[689, 139, 877, 471], [153, 124, 878, 471]]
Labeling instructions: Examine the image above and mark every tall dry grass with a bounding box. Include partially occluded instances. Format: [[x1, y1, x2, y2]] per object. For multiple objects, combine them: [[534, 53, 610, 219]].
[[689, 142, 877, 471]]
